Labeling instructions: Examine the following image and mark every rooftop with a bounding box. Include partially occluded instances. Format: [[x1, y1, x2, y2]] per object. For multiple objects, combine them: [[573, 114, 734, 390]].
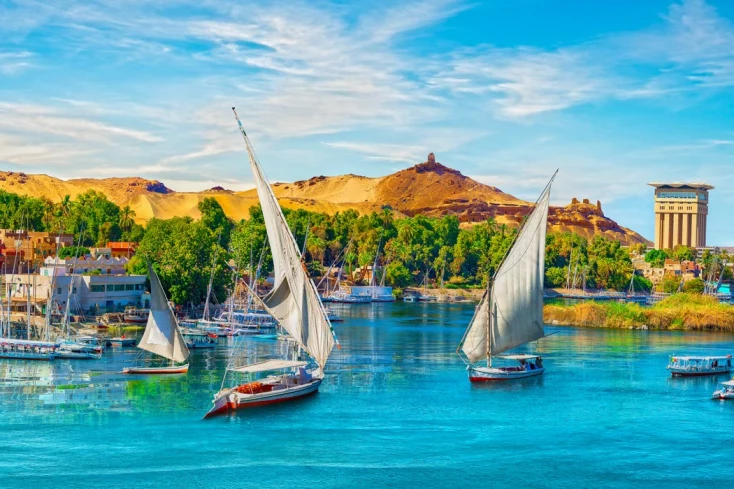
[[648, 182, 714, 190]]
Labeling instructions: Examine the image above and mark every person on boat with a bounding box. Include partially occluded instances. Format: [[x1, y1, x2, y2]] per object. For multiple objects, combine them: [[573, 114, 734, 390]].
[[536, 357, 543, 369], [298, 367, 312, 384]]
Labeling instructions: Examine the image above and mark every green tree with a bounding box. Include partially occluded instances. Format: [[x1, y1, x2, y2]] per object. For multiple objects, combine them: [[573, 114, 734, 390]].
[[385, 261, 411, 287], [198, 197, 233, 246], [645, 249, 669, 268], [58, 246, 91, 259], [131, 217, 227, 305], [682, 278, 705, 294], [120, 205, 136, 233]]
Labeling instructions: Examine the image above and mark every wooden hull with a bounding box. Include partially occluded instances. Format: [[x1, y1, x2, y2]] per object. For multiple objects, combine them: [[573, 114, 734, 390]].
[[122, 363, 189, 374], [469, 366, 545, 382], [204, 378, 322, 418]]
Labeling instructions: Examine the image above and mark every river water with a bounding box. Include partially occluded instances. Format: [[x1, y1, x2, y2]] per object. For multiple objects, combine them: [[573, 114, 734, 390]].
[[0, 302, 732, 488]]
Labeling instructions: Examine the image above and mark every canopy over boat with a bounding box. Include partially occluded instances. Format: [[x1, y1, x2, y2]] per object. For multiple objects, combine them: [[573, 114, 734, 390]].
[[720, 380, 734, 387], [230, 360, 309, 374], [0, 339, 56, 347], [459, 173, 555, 364], [137, 261, 189, 363], [234, 108, 338, 371], [671, 355, 732, 361], [496, 354, 543, 361]]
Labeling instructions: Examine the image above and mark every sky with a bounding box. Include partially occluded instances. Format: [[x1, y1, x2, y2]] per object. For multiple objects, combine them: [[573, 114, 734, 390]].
[[1, 0, 733, 243]]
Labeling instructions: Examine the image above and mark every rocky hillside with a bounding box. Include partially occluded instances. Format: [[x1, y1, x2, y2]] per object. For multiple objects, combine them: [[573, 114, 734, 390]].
[[0, 155, 649, 244]]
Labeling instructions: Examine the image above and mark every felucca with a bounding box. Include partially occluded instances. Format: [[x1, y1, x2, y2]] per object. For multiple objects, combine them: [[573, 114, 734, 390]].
[[204, 108, 339, 418], [457, 172, 556, 381], [122, 262, 190, 374]]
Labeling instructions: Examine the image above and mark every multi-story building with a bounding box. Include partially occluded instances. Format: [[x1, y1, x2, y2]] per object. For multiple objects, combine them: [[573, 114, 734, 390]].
[[648, 182, 713, 250], [4, 270, 148, 315], [0, 230, 75, 272]]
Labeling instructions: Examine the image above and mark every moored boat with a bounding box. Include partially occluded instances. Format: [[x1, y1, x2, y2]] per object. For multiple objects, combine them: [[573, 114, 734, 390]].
[[122, 262, 190, 375], [712, 379, 734, 400], [123, 307, 150, 324], [107, 337, 136, 347], [457, 172, 556, 382], [0, 339, 58, 361], [205, 108, 339, 418], [667, 355, 732, 377]]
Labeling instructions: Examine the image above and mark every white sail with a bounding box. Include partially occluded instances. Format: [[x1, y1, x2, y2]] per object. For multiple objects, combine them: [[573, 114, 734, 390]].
[[234, 109, 336, 370], [460, 290, 490, 363], [137, 262, 189, 363], [460, 174, 554, 363]]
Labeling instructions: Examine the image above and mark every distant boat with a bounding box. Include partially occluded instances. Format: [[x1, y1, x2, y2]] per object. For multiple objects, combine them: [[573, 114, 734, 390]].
[[204, 108, 339, 418], [329, 289, 371, 304], [712, 380, 734, 400], [403, 295, 417, 302], [457, 172, 556, 382], [123, 307, 149, 324], [0, 339, 58, 361], [107, 337, 136, 347], [326, 309, 343, 323], [122, 262, 190, 375], [668, 355, 732, 377]]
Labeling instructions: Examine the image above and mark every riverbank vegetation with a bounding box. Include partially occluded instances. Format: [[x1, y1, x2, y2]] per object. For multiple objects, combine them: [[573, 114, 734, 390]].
[[544, 293, 734, 331]]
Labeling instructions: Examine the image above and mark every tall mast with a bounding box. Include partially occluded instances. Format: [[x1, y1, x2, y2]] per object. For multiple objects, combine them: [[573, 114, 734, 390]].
[[202, 231, 221, 321]]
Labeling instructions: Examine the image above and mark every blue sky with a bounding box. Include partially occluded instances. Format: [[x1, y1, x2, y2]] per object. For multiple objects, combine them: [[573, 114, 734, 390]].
[[1, 0, 734, 243]]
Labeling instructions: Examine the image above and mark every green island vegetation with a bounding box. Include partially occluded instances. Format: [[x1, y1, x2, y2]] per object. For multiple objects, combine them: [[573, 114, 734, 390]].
[[1, 189, 732, 330]]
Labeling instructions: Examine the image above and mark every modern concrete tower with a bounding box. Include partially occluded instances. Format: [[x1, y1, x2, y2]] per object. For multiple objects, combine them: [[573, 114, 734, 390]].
[[648, 182, 713, 250]]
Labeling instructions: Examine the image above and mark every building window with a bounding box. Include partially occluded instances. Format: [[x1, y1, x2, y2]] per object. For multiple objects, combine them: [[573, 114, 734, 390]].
[[114, 284, 125, 291], [91, 285, 105, 292], [136, 284, 143, 290], [57, 287, 62, 294], [125, 284, 135, 291]]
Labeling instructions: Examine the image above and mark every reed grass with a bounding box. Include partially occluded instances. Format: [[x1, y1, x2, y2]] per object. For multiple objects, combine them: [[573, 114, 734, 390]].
[[544, 293, 734, 331]]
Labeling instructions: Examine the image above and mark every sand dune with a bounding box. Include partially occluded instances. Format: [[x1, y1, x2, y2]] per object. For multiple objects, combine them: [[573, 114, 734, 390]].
[[0, 154, 649, 245]]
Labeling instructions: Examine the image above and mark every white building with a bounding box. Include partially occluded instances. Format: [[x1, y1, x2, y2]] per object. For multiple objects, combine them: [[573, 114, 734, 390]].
[[43, 256, 129, 276], [4, 273, 148, 315]]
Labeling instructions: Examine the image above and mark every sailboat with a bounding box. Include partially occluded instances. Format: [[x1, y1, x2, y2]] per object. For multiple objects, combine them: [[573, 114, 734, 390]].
[[204, 108, 339, 417], [457, 172, 556, 381], [122, 262, 190, 374]]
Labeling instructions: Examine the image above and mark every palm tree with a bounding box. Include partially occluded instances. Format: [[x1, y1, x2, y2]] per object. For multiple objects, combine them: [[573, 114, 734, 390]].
[[120, 205, 136, 233]]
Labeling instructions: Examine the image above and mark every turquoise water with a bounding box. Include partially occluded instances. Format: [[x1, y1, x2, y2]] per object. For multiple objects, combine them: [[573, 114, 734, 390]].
[[1, 302, 733, 488]]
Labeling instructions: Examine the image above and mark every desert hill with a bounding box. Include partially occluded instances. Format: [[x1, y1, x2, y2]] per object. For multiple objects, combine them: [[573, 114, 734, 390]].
[[0, 154, 648, 245]]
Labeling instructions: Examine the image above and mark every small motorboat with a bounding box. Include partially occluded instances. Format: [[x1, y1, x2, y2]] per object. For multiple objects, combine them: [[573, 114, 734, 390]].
[[123, 307, 149, 324], [667, 355, 732, 377], [712, 380, 734, 400], [326, 309, 343, 323], [403, 295, 417, 302], [55, 348, 102, 360], [107, 337, 137, 347], [185, 332, 218, 349], [711, 379, 734, 401], [468, 355, 545, 382]]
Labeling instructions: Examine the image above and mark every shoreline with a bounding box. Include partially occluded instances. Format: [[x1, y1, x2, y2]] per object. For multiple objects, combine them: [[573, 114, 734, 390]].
[[543, 293, 734, 332]]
